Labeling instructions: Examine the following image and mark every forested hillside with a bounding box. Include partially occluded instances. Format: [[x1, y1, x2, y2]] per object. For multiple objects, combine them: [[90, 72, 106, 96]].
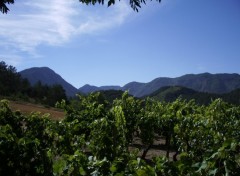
[[0, 61, 67, 107], [20, 67, 79, 97], [147, 86, 240, 105]]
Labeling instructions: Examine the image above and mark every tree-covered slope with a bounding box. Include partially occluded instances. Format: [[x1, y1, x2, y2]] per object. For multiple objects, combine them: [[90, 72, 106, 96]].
[[20, 67, 78, 97], [147, 85, 240, 105], [222, 88, 240, 105], [147, 86, 218, 105], [79, 84, 121, 94]]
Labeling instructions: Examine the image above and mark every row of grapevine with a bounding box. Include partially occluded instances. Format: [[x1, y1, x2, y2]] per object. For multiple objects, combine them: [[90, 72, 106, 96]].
[[0, 92, 240, 175]]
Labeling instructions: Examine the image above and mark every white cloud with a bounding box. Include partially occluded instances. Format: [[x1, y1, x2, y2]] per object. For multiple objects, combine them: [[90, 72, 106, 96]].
[[76, 2, 132, 35], [0, 0, 132, 56]]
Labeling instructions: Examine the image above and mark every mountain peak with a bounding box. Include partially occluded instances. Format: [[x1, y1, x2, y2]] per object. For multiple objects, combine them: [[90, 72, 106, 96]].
[[22, 66, 52, 72], [20, 67, 78, 97]]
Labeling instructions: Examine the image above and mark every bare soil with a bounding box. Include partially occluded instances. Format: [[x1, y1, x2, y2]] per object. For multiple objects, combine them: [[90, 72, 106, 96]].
[[8, 101, 65, 120], [129, 136, 176, 160]]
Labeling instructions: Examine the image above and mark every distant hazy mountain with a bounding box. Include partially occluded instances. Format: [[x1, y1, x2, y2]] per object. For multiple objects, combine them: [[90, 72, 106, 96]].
[[20, 67, 240, 99], [20, 67, 79, 97], [123, 73, 240, 97], [79, 84, 122, 94]]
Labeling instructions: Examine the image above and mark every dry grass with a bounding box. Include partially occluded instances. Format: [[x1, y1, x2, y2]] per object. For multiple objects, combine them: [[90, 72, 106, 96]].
[[8, 101, 65, 120]]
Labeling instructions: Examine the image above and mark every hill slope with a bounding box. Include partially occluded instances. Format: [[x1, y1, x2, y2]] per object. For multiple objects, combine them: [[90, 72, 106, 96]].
[[148, 86, 240, 105], [20, 67, 78, 97], [123, 73, 240, 97], [79, 84, 122, 94], [148, 86, 218, 105]]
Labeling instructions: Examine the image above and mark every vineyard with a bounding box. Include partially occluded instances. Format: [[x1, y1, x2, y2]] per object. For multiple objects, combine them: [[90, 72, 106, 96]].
[[1, 92, 240, 175]]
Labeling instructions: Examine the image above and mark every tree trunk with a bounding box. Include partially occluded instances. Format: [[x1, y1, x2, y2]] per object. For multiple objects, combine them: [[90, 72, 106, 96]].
[[166, 133, 171, 159], [141, 144, 152, 160], [173, 151, 179, 161]]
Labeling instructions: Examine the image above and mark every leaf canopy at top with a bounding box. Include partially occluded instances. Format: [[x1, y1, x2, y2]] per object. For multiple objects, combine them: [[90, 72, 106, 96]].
[[0, 0, 161, 14]]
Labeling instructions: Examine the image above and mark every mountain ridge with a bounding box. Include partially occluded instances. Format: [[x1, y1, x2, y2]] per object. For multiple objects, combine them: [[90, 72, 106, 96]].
[[122, 72, 240, 97], [19, 67, 240, 98]]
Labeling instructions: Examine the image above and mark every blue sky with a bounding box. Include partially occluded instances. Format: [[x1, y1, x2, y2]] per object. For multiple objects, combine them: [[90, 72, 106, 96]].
[[1, 0, 240, 88]]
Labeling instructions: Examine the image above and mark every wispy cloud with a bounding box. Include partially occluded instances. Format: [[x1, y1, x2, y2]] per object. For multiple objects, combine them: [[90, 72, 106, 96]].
[[0, 0, 132, 58], [0, 53, 23, 66]]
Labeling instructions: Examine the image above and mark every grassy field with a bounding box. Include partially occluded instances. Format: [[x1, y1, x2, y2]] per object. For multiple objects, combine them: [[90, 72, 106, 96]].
[[7, 100, 65, 120]]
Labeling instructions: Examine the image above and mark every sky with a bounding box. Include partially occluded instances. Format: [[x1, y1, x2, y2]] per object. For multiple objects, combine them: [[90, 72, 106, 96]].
[[0, 0, 240, 88]]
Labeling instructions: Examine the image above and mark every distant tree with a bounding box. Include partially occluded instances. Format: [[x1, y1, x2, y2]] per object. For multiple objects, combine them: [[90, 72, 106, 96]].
[[1, 0, 161, 14], [30, 81, 49, 101], [47, 84, 67, 107], [0, 61, 22, 96], [99, 90, 125, 104], [29, 81, 68, 107], [19, 78, 31, 96]]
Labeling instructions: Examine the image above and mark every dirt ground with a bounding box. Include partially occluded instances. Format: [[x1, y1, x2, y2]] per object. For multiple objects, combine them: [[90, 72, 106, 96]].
[[130, 135, 176, 160], [8, 101, 65, 120]]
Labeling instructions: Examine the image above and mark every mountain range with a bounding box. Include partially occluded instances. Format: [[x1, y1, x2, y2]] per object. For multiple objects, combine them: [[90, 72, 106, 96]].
[[20, 67, 240, 98], [123, 73, 240, 97]]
